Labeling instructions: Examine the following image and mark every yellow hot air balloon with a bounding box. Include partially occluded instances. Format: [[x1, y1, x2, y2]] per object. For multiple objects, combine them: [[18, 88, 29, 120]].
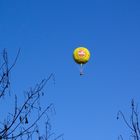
[[73, 47, 90, 75]]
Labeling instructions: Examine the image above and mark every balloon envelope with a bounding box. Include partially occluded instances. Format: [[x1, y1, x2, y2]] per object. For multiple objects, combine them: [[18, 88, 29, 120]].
[[73, 47, 90, 64]]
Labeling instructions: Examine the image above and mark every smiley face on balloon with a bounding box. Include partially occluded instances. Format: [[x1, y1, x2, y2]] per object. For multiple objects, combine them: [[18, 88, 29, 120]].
[[73, 47, 90, 75]]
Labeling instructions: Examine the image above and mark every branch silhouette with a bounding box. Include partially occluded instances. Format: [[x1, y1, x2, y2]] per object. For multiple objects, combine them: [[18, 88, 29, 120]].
[[117, 99, 140, 140], [0, 49, 63, 140]]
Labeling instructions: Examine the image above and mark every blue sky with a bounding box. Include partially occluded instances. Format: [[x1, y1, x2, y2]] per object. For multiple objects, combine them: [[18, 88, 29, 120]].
[[0, 0, 140, 139]]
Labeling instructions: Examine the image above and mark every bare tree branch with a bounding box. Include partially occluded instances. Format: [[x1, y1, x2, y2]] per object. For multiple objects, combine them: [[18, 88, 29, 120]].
[[0, 49, 63, 140], [117, 100, 140, 140]]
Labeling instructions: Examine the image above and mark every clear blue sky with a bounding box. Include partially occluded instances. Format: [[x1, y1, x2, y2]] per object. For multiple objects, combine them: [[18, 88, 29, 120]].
[[0, 0, 140, 139]]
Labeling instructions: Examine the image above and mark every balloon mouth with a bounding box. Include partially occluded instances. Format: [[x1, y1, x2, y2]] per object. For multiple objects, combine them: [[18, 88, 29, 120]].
[[73, 54, 88, 64], [73, 57, 88, 64]]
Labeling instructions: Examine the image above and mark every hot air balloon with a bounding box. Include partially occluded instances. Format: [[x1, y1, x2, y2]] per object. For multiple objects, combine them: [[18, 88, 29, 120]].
[[73, 47, 90, 75]]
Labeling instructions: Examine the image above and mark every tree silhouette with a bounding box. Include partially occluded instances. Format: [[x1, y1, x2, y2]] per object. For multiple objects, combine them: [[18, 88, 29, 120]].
[[0, 49, 63, 140], [117, 99, 140, 140]]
